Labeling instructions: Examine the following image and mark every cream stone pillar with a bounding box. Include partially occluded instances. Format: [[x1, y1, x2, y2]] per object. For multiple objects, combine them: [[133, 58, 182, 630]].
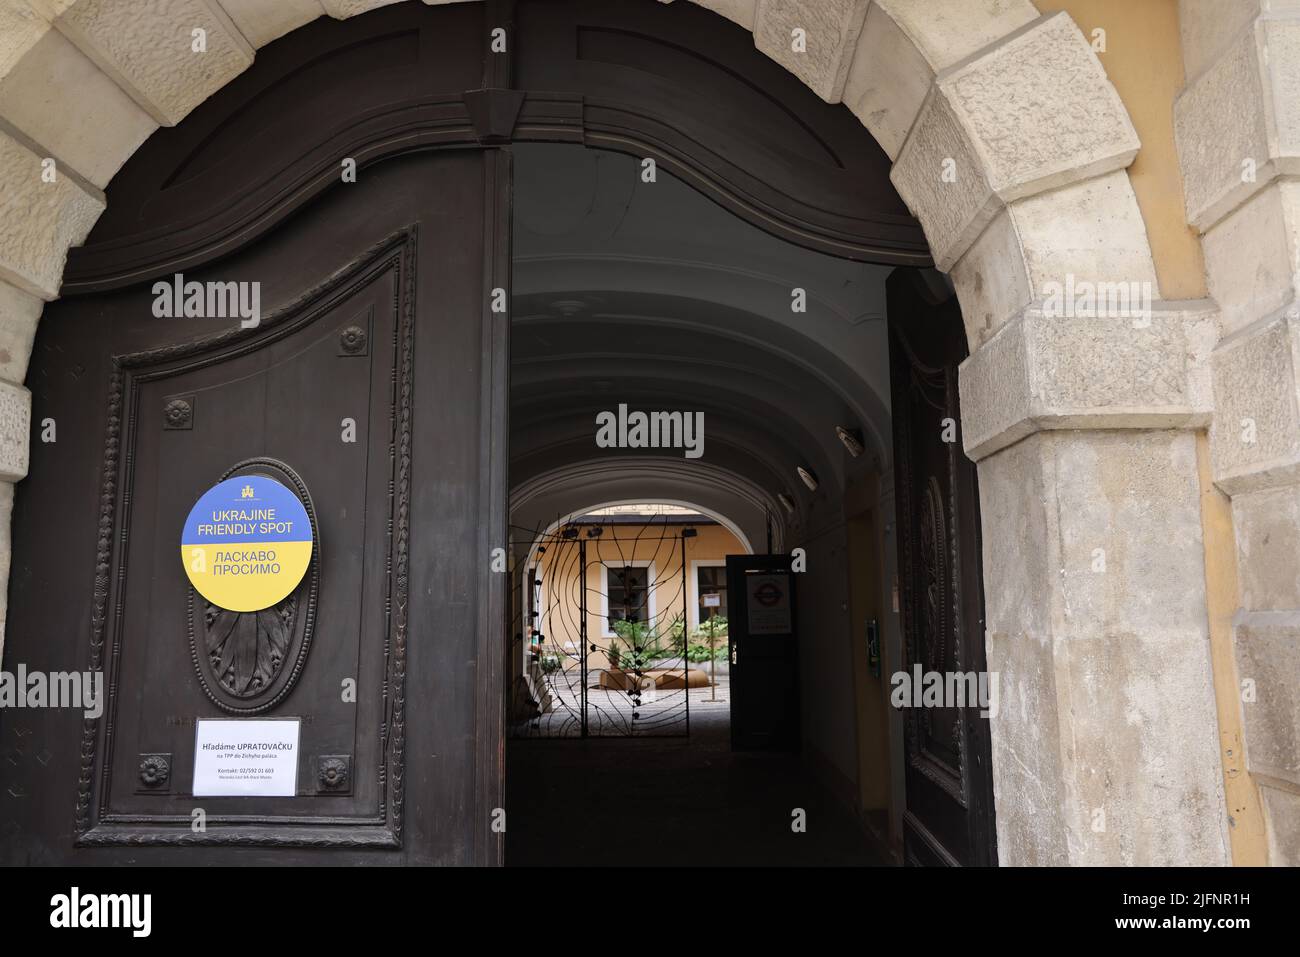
[[1177, 0, 1300, 866], [881, 8, 1230, 865]]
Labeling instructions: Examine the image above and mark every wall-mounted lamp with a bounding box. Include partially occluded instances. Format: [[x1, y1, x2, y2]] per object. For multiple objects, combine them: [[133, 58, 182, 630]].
[[835, 425, 865, 458], [796, 466, 819, 491]]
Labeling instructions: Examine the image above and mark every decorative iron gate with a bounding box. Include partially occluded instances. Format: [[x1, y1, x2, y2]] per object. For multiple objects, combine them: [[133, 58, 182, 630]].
[[510, 519, 701, 738]]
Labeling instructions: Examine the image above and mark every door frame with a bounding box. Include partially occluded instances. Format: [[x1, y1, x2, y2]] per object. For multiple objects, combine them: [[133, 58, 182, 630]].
[[725, 554, 800, 752], [887, 270, 997, 866]]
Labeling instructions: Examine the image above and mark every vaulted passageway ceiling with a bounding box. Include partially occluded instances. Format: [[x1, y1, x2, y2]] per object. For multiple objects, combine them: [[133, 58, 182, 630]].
[[510, 144, 899, 525]]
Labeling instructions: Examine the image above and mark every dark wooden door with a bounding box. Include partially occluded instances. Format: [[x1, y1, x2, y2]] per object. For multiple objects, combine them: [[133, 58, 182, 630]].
[[0, 0, 932, 865], [726, 555, 799, 751], [887, 270, 996, 866], [0, 4, 509, 865]]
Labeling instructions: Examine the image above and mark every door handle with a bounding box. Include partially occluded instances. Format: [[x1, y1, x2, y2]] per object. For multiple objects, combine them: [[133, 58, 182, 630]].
[[731, 645, 738, 666]]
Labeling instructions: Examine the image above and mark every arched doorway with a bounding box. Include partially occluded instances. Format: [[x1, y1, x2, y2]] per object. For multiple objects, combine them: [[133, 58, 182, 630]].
[[505, 138, 993, 863], [0, 0, 1230, 868]]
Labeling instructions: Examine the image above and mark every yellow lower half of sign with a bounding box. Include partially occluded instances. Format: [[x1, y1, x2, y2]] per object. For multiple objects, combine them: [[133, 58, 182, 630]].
[[180, 540, 312, 612]]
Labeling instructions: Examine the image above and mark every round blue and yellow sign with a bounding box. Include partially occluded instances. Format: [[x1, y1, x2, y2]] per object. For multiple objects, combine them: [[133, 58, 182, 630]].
[[181, 475, 313, 612]]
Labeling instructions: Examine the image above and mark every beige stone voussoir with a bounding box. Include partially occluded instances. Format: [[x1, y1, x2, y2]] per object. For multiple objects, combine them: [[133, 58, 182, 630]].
[[1233, 611, 1300, 791], [841, 0, 1038, 161], [892, 12, 1139, 272], [1232, 483, 1300, 611], [1209, 309, 1300, 495], [959, 300, 1216, 463], [0, 27, 157, 190], [1259, 783, 1300, 865], [0, 1, 52, 81], [951, 171, 1158, 349], [1175, 16, 1300, 233], [1178, 0, 1263, 83], [46, 0, 254, 127], [0, 127, 104, 301], [753, 0, 870, 103], [216, 0, 325, 48], [0, 280, 43, 385], [1201, 177, 1300, 337], [0, 380, 31, 483]]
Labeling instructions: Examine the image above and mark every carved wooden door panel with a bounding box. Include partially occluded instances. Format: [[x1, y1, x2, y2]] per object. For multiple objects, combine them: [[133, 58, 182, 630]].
[[887, 271, 997, 867], [0, 1, 511, 865], [2, 156, 509, 864]]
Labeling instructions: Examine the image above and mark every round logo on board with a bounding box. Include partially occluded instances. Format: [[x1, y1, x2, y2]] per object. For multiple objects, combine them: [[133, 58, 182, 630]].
[[181, 475, 313, 612], [754, 581, 783, 606]]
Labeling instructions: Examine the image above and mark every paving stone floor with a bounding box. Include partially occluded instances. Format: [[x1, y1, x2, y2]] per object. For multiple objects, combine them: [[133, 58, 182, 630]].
[[505, 704, 890, 867]]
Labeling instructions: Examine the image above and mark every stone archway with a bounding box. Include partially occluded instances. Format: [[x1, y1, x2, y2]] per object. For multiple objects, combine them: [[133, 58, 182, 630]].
[[0, 0, 1230, 864]]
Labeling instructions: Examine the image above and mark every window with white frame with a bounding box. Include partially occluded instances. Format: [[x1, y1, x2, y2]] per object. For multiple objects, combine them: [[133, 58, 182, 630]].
[[689, 559, 728, 631], [601, 561, 656, 635]]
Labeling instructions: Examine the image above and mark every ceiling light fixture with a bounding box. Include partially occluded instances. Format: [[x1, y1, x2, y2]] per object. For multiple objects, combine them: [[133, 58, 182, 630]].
[[835, 425, 865, 458]]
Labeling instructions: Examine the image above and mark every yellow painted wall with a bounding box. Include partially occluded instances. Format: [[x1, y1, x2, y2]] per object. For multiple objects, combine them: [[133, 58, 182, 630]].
[[533, 523, 745, 669], [1034, 0, 1206, 299]]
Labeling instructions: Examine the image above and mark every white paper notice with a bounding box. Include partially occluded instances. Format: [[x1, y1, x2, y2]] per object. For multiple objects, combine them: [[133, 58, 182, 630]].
[[192, 719, 300, 797]]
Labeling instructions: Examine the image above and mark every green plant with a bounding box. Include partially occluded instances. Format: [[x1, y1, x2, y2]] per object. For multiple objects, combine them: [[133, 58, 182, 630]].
[[682, 615, 728, 663], [539, 650, 562, 674], [667, 612, 686, 647], [691, 615, 728, 641], [609, 618, 672, 669], [685, 641, 728, 663]]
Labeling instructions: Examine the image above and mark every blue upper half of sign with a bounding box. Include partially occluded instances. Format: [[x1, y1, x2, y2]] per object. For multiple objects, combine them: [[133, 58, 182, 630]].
[[181, 475, 312, 545]]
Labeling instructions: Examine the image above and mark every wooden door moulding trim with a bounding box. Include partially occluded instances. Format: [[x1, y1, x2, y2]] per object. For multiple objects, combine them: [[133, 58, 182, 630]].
[[62, 90, 929, 296], [74, 228, 417, 848], [59, 0, 930, 295], [60, 97, 478, 295], [473, 148, 511, 867]]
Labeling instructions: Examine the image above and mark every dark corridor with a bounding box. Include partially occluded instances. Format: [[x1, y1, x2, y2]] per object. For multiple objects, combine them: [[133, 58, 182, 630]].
[[505, 712, 888, 867]]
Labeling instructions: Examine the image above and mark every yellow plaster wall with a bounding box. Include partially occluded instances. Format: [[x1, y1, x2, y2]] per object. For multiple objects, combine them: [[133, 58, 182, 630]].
[[1034, 0, 1206, 299]]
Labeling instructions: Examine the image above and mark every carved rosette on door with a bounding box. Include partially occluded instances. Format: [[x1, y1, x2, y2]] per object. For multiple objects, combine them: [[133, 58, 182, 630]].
[[188, 459, 321, 715]]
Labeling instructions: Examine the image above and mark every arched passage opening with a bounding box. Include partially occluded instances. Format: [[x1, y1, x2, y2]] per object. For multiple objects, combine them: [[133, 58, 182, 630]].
[[0, 0, 1233, 869], [503, 135, 987, 863]]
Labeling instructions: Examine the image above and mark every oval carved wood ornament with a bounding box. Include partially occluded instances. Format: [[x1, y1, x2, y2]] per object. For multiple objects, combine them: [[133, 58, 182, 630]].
[[187, 459, 321, 715]]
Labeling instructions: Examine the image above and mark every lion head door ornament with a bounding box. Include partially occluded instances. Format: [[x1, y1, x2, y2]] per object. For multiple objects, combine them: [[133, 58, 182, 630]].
[[182, 459, 320, 714]]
